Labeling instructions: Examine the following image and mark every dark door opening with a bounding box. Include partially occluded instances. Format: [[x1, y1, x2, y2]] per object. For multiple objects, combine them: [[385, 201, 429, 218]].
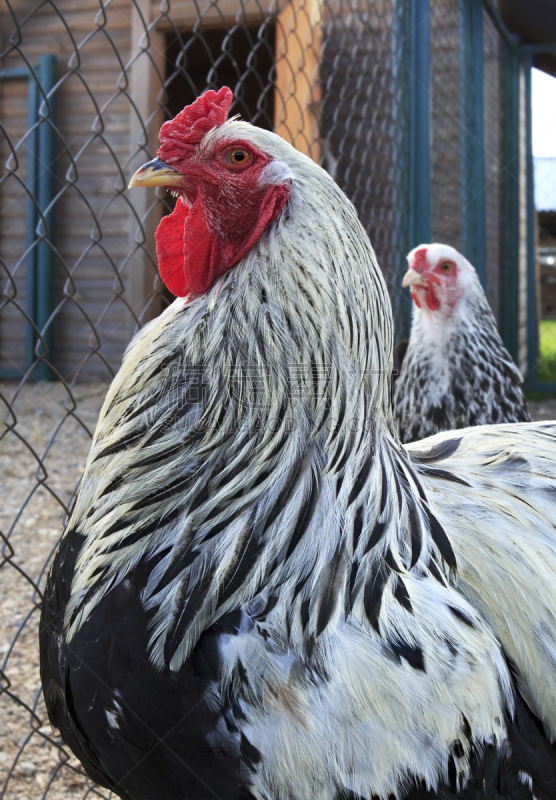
[[165, 24, 276, 130]]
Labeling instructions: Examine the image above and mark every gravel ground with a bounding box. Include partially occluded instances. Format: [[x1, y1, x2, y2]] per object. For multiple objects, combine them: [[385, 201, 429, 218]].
[[0, 382, 554, 800], [0, 381, 111, 800]]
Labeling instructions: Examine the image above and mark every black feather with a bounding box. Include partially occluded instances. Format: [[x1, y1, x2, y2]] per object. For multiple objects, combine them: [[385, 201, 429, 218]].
[[389, 638, 425, 671], [103, 505, 184, 551], [407, 501, 422, 569], [393, 576, 412, 612], [363, 520, 387, 555], [363, 563, 389, 632], [352, 505, 364, 552], [448, 606, 475, 628], [94, 429, 146, 461], [98, 474, 124, 498], [379, 459, 389, 516], [315, 545, 344, 637], [164, 562, 218, 664], [154, 548, 200, 595], [416, 466, 470, 486], [217, 523, 265, 606], [427, 510, 457, 569], [286, 475, 320, 559], [347, 451, 374, 507]]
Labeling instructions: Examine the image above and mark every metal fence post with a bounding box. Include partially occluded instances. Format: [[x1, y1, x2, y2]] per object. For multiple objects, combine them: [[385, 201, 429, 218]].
[[409, 0, 431, 250], [34, 54, 57, 381], [460, 0, 486, 287], [392, 0, 413, 342], [499, 40, 521, 364], [25, 76, 39, 371]]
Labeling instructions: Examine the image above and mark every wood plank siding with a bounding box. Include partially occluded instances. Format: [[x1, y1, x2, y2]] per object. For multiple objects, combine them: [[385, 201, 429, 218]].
[[0, 0, 140, 382], [0, 77, 29, 376], [0, 0, 325, 382]]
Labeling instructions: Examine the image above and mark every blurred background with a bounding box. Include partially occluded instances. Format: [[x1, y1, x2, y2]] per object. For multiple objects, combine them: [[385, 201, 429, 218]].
[[0, 0, 555, 798], [0, 0, 555, 383]]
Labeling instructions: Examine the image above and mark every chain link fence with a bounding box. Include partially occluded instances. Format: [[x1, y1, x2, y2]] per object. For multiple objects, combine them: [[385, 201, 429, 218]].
[[0, 1, 522, 797]]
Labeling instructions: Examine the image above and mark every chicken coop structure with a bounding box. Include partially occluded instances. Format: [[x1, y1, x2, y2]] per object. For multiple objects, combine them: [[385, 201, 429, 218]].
[[0, 0, 555, 798]]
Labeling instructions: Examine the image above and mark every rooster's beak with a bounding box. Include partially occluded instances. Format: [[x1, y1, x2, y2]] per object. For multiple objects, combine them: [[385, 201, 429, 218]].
[[128, 157, 183, 188], [402, 268, 426, 288]]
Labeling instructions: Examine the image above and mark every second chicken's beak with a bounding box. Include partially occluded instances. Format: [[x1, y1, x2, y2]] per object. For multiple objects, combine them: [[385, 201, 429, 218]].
[[402, 268, 426, 288], [128, 157, 183, 188]]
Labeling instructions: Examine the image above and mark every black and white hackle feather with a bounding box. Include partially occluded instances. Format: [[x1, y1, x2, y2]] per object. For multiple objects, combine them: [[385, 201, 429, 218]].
[[394, 244, 530, 444], [40, 111, 556, 800]]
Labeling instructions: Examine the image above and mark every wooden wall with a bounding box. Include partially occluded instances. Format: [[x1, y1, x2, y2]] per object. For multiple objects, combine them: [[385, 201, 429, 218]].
[[275, 0, 321, 162], [0, 0, 137, 383], [0, 73, 29, 376], [0, 0, 324, 383]]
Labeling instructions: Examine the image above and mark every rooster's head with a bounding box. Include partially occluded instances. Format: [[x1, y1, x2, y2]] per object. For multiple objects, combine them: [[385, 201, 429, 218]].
[[129, 87, 291, 297], [402, 243, 480, 316]]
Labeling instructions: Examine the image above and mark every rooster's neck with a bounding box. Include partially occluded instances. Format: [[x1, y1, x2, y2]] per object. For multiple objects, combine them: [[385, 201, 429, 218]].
[[64, 158, 436, 665]]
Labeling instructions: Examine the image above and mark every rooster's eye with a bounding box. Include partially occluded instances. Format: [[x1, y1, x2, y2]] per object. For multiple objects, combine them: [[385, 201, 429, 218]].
[[440, 261, 452, 272], [223, 148, 252, 167]]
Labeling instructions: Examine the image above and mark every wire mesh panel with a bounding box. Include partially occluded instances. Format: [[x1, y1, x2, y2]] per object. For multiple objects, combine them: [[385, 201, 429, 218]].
[[320, 0, 395, 283], [0, 0, 517, 797], [0, 0, 399, 797], [0, 72, 30, 378]]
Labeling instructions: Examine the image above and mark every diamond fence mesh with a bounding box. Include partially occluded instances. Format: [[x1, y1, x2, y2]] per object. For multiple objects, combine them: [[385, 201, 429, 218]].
[[0, 1, 517, 797]]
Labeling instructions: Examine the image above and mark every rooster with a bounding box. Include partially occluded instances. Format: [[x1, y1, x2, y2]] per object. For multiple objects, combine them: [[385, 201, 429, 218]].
[[40, 89, 556, 800], [393, 244, 530, 443]]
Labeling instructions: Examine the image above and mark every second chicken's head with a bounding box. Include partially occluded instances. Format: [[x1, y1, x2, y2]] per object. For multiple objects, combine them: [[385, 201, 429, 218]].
[[402, 243, 480, 317], [129, 87, 292, 297]]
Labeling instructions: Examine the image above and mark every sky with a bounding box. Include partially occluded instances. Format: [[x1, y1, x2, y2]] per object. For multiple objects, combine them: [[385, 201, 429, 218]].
[[532, 68, 556, 157]]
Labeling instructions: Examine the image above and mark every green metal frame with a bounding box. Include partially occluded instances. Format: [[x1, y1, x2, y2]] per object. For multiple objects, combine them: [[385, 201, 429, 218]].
[[392, 0, 431, 341], [459, 0, 486, 287], [0, 54, 56, 381], [392, 0, 413, 341], [499, 38, 521, 365], [409, 0, 431, 250], [481, 0, 556, 393]]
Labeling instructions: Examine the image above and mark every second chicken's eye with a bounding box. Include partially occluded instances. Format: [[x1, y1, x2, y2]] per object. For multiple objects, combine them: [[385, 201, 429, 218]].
[[224, 148, 252, 166]]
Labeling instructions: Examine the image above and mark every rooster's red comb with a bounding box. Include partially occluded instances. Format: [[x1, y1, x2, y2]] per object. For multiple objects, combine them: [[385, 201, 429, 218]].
[[158, 87, 233, 162]]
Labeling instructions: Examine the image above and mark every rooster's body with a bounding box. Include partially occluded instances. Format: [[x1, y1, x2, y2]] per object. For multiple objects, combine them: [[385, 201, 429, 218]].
[[41, 90, 556, 800], [393, 245, 530, 444]]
